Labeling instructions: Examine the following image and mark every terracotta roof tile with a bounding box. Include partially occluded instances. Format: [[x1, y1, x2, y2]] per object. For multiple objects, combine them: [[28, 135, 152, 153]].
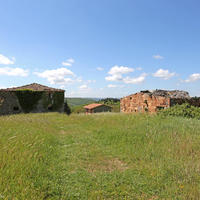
[[84, 103, 104, 109]]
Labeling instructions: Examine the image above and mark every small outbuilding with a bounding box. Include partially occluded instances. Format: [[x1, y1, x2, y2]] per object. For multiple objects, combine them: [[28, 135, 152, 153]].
[[0, 83, 65, 115], [84, 103, 112, 114]]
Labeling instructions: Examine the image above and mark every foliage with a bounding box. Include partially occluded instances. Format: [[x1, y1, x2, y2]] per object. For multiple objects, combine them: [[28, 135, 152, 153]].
[[42, 92, 64, 111], [66, 98, 96, 107], [66, 98, 97, 114], [159, 103, 200, 119], [98, 98, 120, 105], [70, 104, 86, 114], [15, 90, 43, 113], [52, 92, 64, 110], [1, 113, 200, 199], [64, 101, 71, 115], [109, 103, 120, 112], [98, 99, 120, 113], [15, 90, 64, 113]]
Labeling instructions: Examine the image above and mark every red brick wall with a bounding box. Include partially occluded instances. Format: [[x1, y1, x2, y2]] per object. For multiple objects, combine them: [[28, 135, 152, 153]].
[[120, 93, 170, 113]]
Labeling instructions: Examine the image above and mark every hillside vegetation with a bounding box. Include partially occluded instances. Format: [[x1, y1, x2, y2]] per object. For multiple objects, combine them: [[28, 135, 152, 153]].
[[67, 97, 120, 114], [66, 98, 97, 107], [159, 103, 200, 119], [1, 113, 200, 199], [66, 98, 96, 114], [97, 98, 120, 113]]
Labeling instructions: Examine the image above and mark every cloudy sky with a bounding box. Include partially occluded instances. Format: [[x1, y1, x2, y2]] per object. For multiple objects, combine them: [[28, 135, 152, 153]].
[[0, 0, 200, 97]]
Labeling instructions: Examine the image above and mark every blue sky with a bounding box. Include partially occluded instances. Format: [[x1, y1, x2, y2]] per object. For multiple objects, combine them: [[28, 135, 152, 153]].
[[0, 0, 200, 97]]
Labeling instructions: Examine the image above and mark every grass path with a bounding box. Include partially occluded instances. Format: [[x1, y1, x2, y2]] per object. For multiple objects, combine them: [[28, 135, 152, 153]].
[[0, 113, 200, 199]]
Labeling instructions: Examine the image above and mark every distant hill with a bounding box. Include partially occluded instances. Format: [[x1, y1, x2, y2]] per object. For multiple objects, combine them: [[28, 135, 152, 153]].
[[65, 98, 98, 107]]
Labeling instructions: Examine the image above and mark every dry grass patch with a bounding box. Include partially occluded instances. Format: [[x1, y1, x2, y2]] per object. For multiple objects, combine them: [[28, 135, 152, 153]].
[[87, 157, 129, 173]]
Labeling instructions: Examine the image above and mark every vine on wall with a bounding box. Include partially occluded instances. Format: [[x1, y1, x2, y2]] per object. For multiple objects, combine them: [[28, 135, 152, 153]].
[[14, 90, 64, 113], [15, 90, 44, 113], [42, 92, 64, 111], [52, 92, 64, 110]]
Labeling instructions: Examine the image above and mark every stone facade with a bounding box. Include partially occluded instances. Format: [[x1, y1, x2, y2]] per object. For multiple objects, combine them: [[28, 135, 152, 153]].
[[120, 90, 200, 113], [0, 83, 65, 115], [0, 91, 23, 115]]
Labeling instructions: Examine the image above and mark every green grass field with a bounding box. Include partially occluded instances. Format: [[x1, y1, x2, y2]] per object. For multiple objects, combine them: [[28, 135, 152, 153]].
[[1, 113, 200, 199]]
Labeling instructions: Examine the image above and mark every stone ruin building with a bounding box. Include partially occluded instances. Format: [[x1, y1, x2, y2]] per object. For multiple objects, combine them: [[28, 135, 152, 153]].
[[120, 89, 200, 113], [0, 83, 65, 115]]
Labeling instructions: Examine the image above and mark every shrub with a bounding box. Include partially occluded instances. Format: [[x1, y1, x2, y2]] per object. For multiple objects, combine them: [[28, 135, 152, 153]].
[[158, 103, 200, 119], [64, 102, 71, 115]]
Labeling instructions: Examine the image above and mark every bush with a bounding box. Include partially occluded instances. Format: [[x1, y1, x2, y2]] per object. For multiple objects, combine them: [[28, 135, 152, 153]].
[[70, 105, 85, 114], [64, 102, 71, 115], [159, 103, 200, 119]]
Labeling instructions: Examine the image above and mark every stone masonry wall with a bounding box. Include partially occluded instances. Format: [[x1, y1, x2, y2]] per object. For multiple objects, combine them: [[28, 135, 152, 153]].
[[0, 91, 22, 115], [120, 92, 200, 114], [120, 93, 170, 113], [0, 91, 64, 115]]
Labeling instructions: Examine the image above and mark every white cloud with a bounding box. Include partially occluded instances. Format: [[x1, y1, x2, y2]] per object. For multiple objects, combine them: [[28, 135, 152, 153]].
[[107, 84, 117, 88], [87, 80, 96, 83], [67, 58, 74, 63], [153, 69, 175, 80], [76, 77, 83, 83], [62, 58, 75, 67], [79, 84, 88, 89], [105, 65, 146, 84], [123, 73, 147, 84], [105, 74, 123, 82], [97, 67, 104, 71], [185, 73, 200, 83], [153, 55, 164, 60], [105, 65, 134, 82], [0, 54, 15, 65], [108, 65, 134, 75], [136, 67, 142, 71], [34, 67, 74, 85], [0, 67, 28, 77], [62, 62, 72, 67]]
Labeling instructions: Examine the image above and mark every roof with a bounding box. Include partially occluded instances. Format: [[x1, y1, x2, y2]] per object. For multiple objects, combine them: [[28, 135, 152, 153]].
[[84, 103, 111, 109], [141, 89, 190, 98], [122, 89, 190, 99], [0, 83, 65, 92]]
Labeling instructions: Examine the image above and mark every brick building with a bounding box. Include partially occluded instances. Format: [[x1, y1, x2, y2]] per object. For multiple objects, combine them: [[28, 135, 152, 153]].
[[120, 90, 200, 113]]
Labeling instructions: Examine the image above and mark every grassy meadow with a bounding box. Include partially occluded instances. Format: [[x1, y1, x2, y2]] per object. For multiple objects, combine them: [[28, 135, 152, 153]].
[[0, 113, 200, 199]]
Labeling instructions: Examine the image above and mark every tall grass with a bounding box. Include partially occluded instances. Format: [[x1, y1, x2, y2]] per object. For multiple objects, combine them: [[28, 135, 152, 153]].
[[0, 113, 200, 199]]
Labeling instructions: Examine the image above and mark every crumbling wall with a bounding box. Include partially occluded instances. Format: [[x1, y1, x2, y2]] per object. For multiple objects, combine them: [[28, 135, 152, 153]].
[[121, 90, 200, 114], [120, 93, 170, 113]]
